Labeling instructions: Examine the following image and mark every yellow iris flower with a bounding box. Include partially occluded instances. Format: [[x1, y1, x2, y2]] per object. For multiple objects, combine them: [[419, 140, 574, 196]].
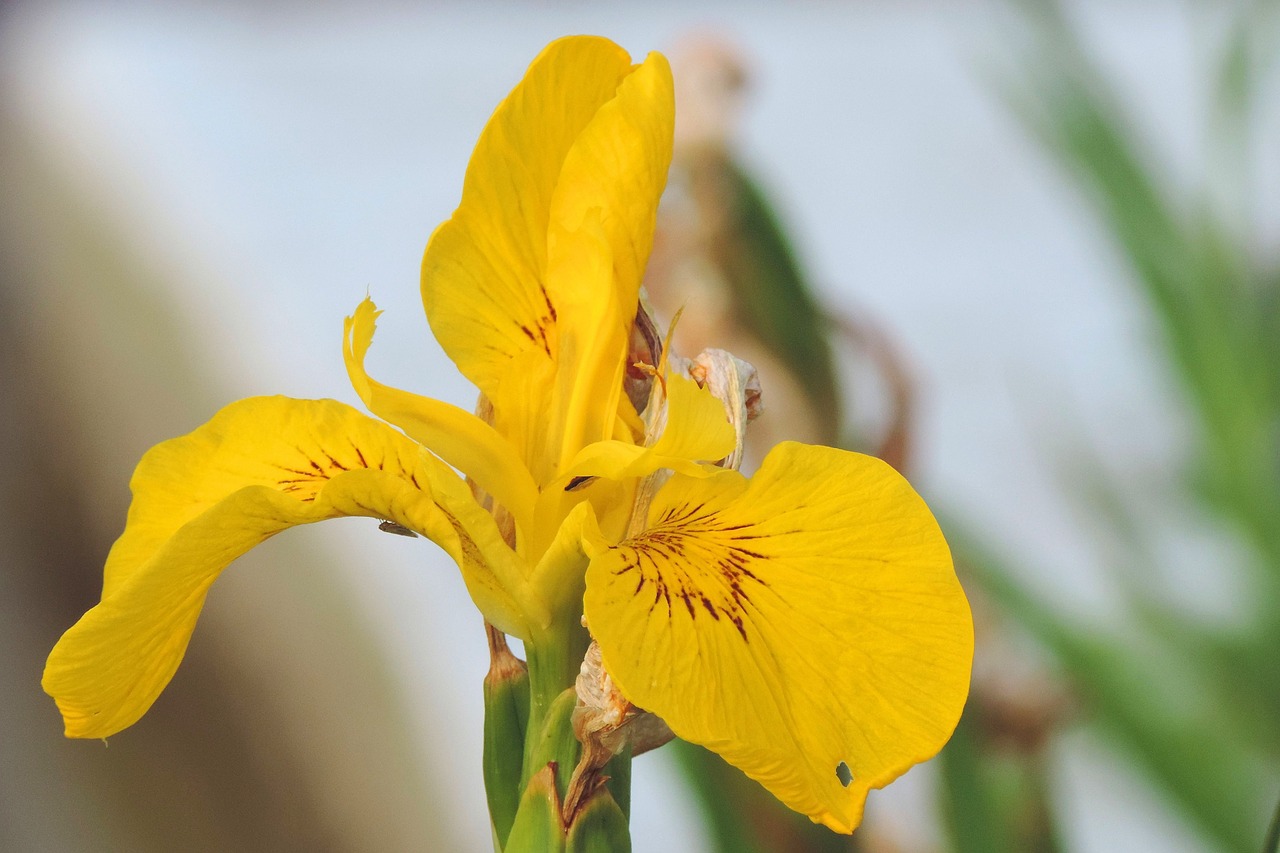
[[43, 36, 972, 833]]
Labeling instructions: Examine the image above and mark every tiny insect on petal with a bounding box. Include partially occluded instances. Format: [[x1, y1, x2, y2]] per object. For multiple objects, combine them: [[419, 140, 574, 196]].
[[378, 520, 419, 538]]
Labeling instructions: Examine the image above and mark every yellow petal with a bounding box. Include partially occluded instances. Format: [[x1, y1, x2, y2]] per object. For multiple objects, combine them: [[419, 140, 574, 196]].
[[421, 36, 633, 477], [544, 210, 626, 472], [525, 500, 598, 629], [343, 297, 537, 533], [422, 38, 676, 486], [45, 397, 532, 739], [545, 50, 675, 469], [562, 373, 736, 482], [582, 442, 973, 832], [548, 48, 673, 310]]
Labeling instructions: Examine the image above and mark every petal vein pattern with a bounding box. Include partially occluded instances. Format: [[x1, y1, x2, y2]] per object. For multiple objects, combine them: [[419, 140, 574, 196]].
[[583, 442, 973, 832], [43, 397, 530, 739]]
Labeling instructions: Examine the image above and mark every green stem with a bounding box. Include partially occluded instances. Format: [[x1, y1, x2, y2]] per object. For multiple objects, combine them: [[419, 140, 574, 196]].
[[522, 622, 591, 790], [500, 619, 636, 853], [498, 621, 596, 853]]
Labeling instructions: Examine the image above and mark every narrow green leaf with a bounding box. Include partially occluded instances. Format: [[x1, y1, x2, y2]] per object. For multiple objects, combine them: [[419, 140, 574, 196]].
[[669, 742, 766, 853], [938, 712, 1020, 853], [566, 786, 631, 853], [505, 766, 565, 853], [1264, 791, 1280, 853], [524, 688, 580, 801], [939, 706, 1066, 853], [669, 740, 857, 853], [601, 745, 632, 821]]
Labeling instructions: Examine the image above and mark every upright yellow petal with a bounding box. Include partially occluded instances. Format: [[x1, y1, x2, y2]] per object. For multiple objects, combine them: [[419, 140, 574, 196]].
[[45, 397, 532, 739], [582, 443, 972, 832], [545, 50, 675, 469], [548, 48, 673, 309], [421, 36, 633, 478], [344, 297, 537, 534], [562, 373, 736, 482], [422, 37, 675, 486], [544, 210, 626, 472]]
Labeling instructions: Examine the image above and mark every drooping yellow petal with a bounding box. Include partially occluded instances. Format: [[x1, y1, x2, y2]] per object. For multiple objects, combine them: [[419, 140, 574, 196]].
[[45, 397, 532, 739], [421, 36, 633, 479], [545, 49, 675, 469], [582, 442, 973, 832], [562, 373, 736, 482], [344, 297, 537, 534]]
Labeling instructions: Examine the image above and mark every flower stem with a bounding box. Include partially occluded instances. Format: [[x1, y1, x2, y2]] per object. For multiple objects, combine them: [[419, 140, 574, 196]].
[[522, 621, 591, 790], [495, 617, 633, 852]]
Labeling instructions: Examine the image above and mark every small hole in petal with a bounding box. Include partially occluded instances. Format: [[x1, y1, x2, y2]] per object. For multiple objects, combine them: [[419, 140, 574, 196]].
[[835, 762, 853, 788]]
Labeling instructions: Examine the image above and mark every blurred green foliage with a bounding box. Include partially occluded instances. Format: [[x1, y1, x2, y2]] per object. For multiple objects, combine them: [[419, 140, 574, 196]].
[[977, 1, 1280, 850], [668, 1, 1280, 851]]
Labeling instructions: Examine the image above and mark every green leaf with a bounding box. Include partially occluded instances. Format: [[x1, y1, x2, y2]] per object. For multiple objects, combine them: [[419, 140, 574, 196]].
[[601, 745, 632, 822], [566, 786, 631, 853], [1265, 791, 1280, 853], [669, 740, 857, 853], [523, 688, 580, 800], [938, 702, 1066, 853], [505, 766, 565, 853]]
